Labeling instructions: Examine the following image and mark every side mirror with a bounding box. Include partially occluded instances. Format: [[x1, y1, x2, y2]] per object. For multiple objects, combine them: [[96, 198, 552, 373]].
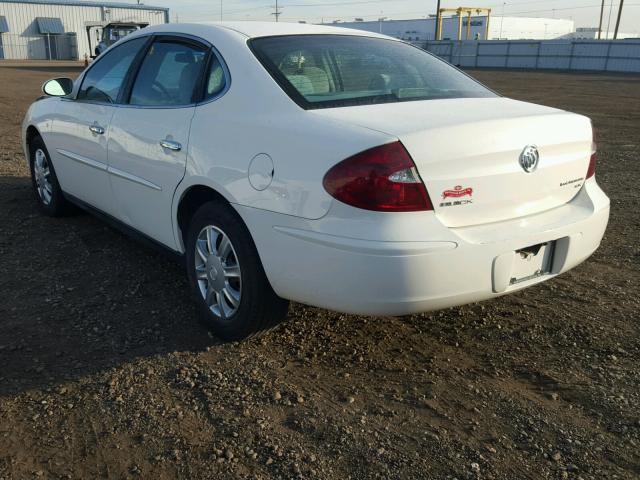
[[42, 77, 74, 97]]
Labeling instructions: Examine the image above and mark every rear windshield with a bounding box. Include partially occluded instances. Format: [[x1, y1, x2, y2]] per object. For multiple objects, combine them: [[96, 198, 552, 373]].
[[250, 34, 495, 109]]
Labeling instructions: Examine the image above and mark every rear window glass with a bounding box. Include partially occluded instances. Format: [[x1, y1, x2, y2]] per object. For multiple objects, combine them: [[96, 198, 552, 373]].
[[250, 35, 495, 109]]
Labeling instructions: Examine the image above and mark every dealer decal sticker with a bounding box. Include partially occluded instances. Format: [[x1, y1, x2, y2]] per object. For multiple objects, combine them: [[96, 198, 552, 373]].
[[442, 185, 473, 199], [440, 185, 473, 207]]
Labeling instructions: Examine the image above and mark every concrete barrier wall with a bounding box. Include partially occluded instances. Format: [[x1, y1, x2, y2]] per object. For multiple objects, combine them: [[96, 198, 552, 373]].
[[421, 39, 640, 73]]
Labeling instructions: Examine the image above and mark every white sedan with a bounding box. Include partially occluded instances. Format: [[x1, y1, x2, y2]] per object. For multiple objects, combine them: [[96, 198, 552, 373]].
[[23, 22, 610, 340]]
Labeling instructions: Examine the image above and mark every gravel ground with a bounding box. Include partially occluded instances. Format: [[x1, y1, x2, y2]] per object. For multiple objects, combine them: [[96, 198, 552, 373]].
[[0, 64, 638, 480]]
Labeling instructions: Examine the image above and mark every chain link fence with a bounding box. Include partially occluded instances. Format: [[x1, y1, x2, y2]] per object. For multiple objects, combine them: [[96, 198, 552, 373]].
[[0, 33, 78, 60]]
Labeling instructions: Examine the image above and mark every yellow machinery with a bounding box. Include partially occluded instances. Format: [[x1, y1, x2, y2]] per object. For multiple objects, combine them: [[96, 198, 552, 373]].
[[436, 7, 491, 40]]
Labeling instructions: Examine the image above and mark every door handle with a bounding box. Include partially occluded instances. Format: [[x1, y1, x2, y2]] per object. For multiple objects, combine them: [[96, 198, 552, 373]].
[[160, 139, 182, 152], [89, 124, 105, 135]]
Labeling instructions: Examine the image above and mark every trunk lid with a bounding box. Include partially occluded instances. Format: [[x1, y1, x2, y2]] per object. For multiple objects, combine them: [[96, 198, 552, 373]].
[[314, 97, 593, 227]]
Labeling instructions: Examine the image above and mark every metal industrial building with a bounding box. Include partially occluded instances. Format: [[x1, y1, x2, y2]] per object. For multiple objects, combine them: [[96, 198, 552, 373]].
[[332, 16, 575, 42], [0, 0, 168, 60]]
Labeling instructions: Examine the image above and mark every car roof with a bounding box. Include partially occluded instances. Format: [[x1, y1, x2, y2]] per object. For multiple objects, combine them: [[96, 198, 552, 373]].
[[211, 21, 390, 39], [142, 21, 393, 41]]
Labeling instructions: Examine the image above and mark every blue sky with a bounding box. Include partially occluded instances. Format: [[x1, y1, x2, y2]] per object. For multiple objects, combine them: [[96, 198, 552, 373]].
[[139, 0, 638, 33]]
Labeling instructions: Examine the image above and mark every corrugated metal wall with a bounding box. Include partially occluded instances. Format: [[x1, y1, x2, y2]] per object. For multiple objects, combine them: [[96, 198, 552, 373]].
[[422, 39, 640, 73], [0, 2, 166, 60]]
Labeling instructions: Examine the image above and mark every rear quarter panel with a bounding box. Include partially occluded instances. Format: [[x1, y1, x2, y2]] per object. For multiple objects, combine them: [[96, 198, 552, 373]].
[[184, 101, 394, 220], [177, 30, 395, 236]]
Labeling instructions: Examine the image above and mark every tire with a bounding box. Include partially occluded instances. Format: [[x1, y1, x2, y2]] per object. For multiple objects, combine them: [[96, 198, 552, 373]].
[[28, 135, 71, 217], [185, 201, 289, 341]]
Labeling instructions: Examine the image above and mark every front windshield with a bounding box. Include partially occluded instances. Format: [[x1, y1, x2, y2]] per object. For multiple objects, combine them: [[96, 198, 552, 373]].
[[108, 27, 138, 42], [250, 34, 495, 109]]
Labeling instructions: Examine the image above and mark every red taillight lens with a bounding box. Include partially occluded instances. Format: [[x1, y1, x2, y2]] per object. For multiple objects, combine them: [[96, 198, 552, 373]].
[[323, 141, 433, 212], [587, 126, 597, 179]]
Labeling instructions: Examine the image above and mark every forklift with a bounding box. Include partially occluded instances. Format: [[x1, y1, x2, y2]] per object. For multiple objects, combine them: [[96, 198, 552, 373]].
[[85, 21, 149, 58]]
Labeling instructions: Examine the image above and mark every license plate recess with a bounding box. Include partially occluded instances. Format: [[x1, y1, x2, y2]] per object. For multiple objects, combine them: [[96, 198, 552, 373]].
[[509, 241, 555, 285]]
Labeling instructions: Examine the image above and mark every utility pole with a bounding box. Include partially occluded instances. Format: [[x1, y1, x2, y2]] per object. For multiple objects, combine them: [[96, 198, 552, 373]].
[[272, 0, 282, 22], [613, 0, 624, 39], [597, 0, 605, 39], [434, 0, 441, 40], [220, 0, 223, 21]]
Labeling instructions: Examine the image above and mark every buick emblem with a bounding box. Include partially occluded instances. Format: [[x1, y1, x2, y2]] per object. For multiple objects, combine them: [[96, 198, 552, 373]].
[[209, 266, 219, 281], [519, 145, 539, 173]]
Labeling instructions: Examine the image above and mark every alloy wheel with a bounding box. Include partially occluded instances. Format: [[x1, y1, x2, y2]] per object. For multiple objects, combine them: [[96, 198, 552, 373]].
[[33, 148, 53, 205], [194, 225, 242, 319]]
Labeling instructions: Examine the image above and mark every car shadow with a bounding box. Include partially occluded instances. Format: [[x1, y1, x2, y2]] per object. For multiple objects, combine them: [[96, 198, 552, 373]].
[[0, 175, 214, 397]]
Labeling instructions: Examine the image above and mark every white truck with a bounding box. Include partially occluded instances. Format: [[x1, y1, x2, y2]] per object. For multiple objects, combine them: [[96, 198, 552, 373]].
[[85, 21, 148, 58]]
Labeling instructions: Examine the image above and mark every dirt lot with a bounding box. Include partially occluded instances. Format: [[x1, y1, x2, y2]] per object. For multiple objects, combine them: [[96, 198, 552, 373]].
[[0, 63, 638, 480]]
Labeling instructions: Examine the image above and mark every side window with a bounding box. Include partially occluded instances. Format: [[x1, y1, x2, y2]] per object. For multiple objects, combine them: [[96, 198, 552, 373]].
[[129, 40, 208, 107], [78, 37, 147, 104], [205, 54, 227, 99]]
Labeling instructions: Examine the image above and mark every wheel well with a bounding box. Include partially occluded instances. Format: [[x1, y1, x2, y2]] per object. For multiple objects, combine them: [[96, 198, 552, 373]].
[[177, 185, 230, 242], [25, 126, 41, 155]]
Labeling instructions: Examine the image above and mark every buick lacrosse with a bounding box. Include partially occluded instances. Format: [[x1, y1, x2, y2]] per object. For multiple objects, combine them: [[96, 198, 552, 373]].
[[23, 22, 610, 339]]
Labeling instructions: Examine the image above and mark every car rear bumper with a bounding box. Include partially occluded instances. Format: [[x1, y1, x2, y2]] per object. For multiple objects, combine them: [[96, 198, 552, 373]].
[[235, 178, 610, 316]]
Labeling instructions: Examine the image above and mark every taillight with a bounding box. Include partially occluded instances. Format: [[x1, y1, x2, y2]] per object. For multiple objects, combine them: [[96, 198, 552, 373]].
[[587, 125, 597, 179], [323, 141, 433, 212]]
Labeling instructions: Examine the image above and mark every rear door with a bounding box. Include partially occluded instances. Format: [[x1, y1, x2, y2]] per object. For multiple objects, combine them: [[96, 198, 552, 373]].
[[106, 36, 212, 249], [46, 36, 148, 216]]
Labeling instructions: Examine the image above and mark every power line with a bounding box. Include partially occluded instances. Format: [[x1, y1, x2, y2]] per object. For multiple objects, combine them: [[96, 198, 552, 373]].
[[358, 3, 637, 18], [223, 0, 413, 15], [606, 0, 615, 36], [506, 3, 631, 15], [200, 0, 640, 25], [228, 2, 373, 17], [221, 0, 619, 14]]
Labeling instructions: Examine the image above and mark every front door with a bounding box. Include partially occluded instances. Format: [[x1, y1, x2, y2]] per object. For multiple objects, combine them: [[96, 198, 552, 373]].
[[107, 37, 209, 249], [46, 101, 115, 214], [46, 36, 148, 216]]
